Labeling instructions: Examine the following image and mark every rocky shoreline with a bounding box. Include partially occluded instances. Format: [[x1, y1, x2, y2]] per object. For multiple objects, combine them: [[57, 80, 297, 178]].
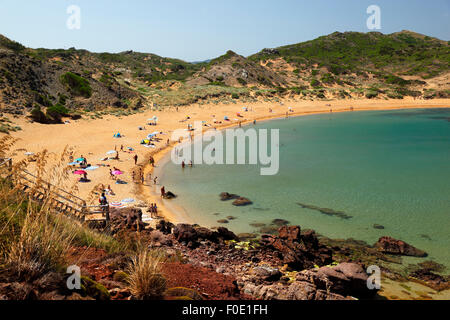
[[109, 207, 450, 299], [2, 206, 448, 300]]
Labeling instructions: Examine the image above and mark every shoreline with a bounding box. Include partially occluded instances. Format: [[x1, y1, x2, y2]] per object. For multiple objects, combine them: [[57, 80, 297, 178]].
[[137, 102, 450, 225]]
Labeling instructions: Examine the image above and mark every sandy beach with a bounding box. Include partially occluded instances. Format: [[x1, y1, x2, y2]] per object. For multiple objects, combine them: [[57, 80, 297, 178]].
[[5, 98, 450, 223]]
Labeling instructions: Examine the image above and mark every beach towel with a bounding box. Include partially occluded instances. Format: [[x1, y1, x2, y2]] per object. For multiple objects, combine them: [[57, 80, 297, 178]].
[[84, 166, 99, 171], [110, 202, 125, 208]]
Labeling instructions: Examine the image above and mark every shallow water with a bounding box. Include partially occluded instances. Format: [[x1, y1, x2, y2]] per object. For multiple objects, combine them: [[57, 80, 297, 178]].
[[159, 108, 450, 268]]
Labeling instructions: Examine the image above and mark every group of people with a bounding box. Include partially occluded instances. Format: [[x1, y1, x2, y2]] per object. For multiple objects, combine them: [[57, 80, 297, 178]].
[[149, 203, 158, 218]]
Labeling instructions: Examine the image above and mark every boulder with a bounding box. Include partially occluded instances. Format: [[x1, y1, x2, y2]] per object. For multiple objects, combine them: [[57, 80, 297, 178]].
[[260, 226, 332, 269], [220, 192, 240, 201], [155, 220, 174, 235], [173, 224, 198, 243], [374, 236, 427, 257], [163, 191, 177, 199], [232, 197, 253, 206], [251, 265, 282, 282], [314, 263, 371, 298], [217, 227, 239, 241]]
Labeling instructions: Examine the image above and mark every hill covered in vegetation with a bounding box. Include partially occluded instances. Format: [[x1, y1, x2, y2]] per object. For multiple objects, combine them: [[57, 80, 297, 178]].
[[0, 30, 448, 118]]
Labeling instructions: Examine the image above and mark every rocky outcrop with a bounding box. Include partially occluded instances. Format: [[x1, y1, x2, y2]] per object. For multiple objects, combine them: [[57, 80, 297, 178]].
[[109, 207, 145, 235], [172, 224, 239, 248], [242, 262, 374, 300], [374, 236, 427, 257], [260, 226, 332, 269]]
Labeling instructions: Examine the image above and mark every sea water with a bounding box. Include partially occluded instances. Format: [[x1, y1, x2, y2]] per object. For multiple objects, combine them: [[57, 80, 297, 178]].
[[158, 108, 450, 268]]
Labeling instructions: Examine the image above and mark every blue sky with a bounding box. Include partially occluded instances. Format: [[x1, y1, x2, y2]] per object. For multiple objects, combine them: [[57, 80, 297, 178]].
[[0, 0, 448, 61]]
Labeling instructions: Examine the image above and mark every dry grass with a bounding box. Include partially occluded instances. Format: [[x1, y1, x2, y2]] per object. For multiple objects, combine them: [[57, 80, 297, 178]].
[[126, 249, 167, 300], [5, 203, 75, 279], [0, 136, 127, 280]]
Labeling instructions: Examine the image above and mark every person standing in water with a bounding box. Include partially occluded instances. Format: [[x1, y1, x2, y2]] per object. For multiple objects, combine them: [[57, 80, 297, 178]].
[[161, 186, 166, 198]]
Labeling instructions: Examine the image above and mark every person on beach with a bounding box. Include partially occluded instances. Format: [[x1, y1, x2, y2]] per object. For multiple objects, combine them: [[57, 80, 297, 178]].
[[189, 160, 193, 168], [99, 192, 109, 216], [154, 203, 158, 216], [161, 186, 165, 198], [141, 173, 145, 184], [153, 177, 158, 185], [181, 160, 185, 169], [110, 169, 116, 180], [134, 154, 138, 165], [120, 145, 124, 151]]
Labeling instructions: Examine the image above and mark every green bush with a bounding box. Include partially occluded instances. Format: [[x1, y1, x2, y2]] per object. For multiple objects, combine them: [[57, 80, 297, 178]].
[[237, 78, 247, 86], [365, 90, 378, 99], [30, 106, 48, 123], [310, 79, 321, 87], [60, 72, 92, 98]]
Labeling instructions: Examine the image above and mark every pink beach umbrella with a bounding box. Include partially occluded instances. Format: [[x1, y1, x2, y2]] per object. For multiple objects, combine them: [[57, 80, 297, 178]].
[[73, 170, 87, 175], [112, 170, 123, 176]]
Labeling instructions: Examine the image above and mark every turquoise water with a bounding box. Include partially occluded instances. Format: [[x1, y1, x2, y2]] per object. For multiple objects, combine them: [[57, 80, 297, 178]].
[[159, 109, 450, 267]]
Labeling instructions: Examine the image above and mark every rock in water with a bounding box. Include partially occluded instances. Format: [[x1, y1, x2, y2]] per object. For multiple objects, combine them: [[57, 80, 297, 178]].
[[232, 197, 253, 206], [220, 192, 239, 201], [163, 191, 177, 199], [374, 236, 428, 257]]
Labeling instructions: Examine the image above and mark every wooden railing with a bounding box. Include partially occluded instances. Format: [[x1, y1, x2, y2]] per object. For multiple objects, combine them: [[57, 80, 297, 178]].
[[0, 158, 107, 223]]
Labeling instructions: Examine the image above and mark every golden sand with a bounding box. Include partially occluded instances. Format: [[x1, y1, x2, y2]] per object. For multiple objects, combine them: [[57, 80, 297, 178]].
[[5, 98, 450, 223]]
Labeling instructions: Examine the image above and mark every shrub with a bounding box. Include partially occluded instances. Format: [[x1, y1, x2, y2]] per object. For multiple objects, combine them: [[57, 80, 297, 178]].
[[30, 106, 48, 123], [231, 93, 239, 99], [310, 79, 321, 88], [46, 104, 69, 123], [365, 90, 378, 99], [237, 78, 247, 86], [126, 249, 167, 300], [60, 72, 92, 98]]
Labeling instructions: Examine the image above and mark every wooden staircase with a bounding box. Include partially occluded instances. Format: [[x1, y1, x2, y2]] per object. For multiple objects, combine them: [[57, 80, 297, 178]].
[[0, 158, 108, 226]]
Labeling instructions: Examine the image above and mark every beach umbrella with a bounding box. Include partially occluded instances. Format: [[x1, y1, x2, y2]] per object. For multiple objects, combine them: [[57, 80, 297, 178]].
[[106, 150, 117, 155], [73, 170, 87, 175], [151, 131, 160, 135], [75, 158, 84, 162], [147, 133, 156, 139], [121, 198, 135, 203], [112, 170, 123, 176], [127, 147, 134, 151], [24, 152, 34, 156], [68, 162, 79, 166], [84, 166, 99, 171]]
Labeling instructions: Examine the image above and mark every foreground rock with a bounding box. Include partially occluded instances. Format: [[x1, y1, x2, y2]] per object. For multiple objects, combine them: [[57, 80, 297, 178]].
[[173, 224, 239, 248], [108, 207, 146, 235], [374, 236, 427, 257], [242, 262, 374, 300], [260, 226, 332, 269]]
